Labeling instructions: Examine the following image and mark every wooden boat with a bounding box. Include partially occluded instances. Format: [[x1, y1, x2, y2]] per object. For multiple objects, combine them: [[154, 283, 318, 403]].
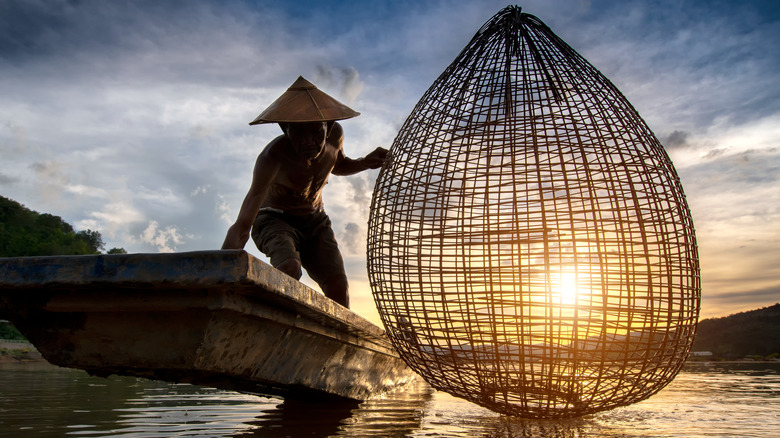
[[0, 250, 416, 400]]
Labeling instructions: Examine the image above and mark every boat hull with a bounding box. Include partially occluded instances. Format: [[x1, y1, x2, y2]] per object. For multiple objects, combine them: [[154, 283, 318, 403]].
[[0, 250, 416, 400]]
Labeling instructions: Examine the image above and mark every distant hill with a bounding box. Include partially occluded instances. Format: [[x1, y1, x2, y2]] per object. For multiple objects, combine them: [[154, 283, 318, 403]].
[[0, 195, 125, 257], [692, 303, 780, 359]]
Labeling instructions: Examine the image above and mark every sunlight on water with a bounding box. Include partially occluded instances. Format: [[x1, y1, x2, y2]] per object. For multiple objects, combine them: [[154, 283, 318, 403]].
[[1, 361, 778, 437]]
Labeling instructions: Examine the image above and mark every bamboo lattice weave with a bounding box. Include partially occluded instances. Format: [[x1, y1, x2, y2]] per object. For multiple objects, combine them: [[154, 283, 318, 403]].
[[367, 6, 700, 418]]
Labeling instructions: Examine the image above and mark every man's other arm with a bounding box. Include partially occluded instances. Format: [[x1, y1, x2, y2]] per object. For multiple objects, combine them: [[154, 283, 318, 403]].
[[221, 149, 280, 249]]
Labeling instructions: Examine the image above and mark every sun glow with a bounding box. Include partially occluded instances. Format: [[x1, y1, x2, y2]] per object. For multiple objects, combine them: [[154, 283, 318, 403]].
[[552, 271, 580, 305]]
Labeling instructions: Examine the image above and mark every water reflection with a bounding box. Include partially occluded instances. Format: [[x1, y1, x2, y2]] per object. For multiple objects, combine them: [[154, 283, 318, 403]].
[[413, 389, 590, 438], [239, 398, 360, 437], [1, 361, 779, 437], [337, 380, 432, 437], [110, 388, 277, 437], [236, 380, 433, 437]]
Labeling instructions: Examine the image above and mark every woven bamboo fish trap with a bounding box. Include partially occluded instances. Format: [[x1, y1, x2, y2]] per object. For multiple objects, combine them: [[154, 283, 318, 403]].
[[367, 6, 700, 418]]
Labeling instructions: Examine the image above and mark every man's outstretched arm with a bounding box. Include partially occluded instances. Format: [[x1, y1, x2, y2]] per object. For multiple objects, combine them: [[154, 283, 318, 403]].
[[332, 146, 389, 176], [221, 152, 279, 249]]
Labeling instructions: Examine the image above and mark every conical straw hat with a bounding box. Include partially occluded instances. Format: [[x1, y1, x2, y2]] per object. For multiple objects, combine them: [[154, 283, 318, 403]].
[[249, 76, 360, 125]]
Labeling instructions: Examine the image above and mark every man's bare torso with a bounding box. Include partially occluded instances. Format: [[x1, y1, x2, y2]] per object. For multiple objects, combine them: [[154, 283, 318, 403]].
[[260, 129, 342, 215]]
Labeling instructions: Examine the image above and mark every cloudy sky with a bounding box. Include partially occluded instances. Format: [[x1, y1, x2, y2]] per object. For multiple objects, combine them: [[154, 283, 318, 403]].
[[1, 0, 778, 324]]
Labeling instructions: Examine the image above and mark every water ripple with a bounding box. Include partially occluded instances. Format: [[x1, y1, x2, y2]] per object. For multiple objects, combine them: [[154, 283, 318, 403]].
[[1, 361, 778, 437]]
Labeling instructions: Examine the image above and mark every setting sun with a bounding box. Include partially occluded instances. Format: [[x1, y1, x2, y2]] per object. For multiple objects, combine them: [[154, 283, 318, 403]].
[[552, 271, 580, 305]]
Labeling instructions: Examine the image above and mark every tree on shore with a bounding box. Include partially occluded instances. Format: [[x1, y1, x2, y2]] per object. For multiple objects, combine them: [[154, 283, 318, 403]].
[[0, 196, 126, 257]]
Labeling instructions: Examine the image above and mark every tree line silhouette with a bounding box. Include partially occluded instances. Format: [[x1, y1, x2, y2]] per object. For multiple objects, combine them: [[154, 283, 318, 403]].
[[692, 303, 780, 360], [1, 195, 125, 257]]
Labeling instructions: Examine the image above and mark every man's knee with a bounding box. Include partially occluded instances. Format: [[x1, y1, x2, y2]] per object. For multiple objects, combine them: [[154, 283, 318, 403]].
[[275, 258, 302, 280], [322, 275, 349, 308]]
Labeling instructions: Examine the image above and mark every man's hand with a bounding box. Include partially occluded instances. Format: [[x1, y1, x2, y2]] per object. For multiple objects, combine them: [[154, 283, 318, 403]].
[[221, 223, 249, 250], [363, 147, 389, 169]]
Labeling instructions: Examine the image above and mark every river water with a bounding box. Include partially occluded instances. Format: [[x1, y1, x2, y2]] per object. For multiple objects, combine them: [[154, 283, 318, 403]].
[[1, 361, 778, 437]]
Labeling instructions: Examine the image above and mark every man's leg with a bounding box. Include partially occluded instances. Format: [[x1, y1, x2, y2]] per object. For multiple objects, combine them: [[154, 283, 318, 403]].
[[321, 274, 349, 308], [300, 211, 350, 308], [275, 257, 302, 280], [251, 212, 303, 280]]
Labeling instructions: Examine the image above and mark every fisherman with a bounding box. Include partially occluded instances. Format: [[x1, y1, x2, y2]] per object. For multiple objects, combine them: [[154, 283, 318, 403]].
[[221, 76, 387, 309]]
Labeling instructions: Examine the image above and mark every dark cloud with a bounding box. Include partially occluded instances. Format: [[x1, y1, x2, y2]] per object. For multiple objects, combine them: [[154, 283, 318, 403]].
[[0, 1, 162, 64], [706, 284, 780, 305], [566, 0, 780, 132], [0, 0, 294, 88], [346, 174, 372, 207], [0, 1, 70, 60], [702, 286, 780, 319], [703, 284, 780, 317], [313, 65, 364, 104], [340, 222, 362, 255], [0, 172, 19, 186], [703, 148, 726, 159], [683, 148, 780, 188], [662, 130, 691, 149], [29, 161, 67, 185]]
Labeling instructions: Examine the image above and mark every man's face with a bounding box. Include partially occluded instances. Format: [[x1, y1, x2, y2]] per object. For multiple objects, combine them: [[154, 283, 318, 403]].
[[285, 122, 328, 161]]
